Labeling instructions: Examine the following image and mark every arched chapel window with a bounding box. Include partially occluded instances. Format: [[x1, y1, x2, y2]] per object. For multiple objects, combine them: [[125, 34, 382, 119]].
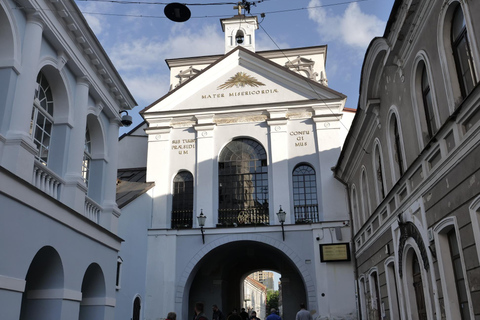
[[171, 171, 194, 229], [389, 114, 405, 181], [132, 296, 141, 320], [374, 144, 385, 203], [419, 62, 438, 142], [292, 164, 319, 223], [218, 138, 268, 226], [82, 127, 92, 186], [451, 5, 477, 98], [30, 72, 54, 165], [351, 185, 361, 230], [360, 169, 371, 221]]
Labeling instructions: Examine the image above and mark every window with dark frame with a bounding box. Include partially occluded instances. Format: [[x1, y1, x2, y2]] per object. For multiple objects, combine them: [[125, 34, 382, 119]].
[[420, 63, 437, 140], [375, 145, 385, 200], [392, 115, 405, 177], [82, 127, 91, 186], [171, 171, 194, 229], [218, 138, 269, 226], [30, 72, 54, 165], [292, 164, 319, 223], [448, 229, 471, 320], [451, 5, 477, 98]]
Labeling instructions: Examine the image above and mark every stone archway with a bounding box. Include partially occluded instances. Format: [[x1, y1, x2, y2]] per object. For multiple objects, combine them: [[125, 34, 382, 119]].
[[20, 246, 64, 320], [177, 234, 316, 320]]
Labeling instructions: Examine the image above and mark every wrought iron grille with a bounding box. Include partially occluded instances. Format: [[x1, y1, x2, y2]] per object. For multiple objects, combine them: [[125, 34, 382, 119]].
[[293, 164, 319, 223], [218, 207, 269, 226], [171, 171, 193, 229], [218, 139, 269, 226]]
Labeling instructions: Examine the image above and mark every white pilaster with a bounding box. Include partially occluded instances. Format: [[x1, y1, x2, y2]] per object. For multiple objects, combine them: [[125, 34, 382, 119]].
[[147, 127, 172, 229], [101, 118, 121, 233], [313, 115, 349, 220], [267, 116, 292, 224], [1, 13, 44, 180], [61, 77, 90, 212], [194, 123, 216, 227]]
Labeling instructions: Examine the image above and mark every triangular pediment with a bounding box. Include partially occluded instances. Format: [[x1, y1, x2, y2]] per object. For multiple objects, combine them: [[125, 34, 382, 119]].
[[142, 47, 345, 116]]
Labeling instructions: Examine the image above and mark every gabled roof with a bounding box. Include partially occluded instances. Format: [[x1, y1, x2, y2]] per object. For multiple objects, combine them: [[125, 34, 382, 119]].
[[141, 46, 345, 116]]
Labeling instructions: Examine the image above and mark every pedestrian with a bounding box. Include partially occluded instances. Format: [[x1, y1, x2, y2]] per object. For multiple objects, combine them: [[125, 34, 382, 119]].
[[295, 304, 312, 320], [212, 304, 225, 320], [265, 308, 281, 320], [167, 312, 177, 320], [227, 308, 242, 320], [194, 302, 209, 320], [249, 311, 260, 320], [239, 308, 249, 320]]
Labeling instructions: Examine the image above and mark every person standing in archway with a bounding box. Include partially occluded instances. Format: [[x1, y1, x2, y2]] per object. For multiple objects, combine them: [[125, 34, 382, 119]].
[[239, 308, 249, 320], [227, 308, 242, 320], [212, 305, 225, 320], [194, 302, 209, 320], [266, 308, 281, 320], [249, 311, 260, 320], [295, 303, 312, 320]]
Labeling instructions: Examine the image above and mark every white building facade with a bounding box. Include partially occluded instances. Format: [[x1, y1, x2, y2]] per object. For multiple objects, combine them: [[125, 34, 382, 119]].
[[243, 276, 267, 319], [0, 0, 135, 319], [117, 12, 357, 320]]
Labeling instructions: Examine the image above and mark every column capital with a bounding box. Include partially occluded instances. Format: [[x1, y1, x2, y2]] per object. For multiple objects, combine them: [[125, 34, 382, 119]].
[[76, 76, 91, 88], [26, 12, 45, 29]]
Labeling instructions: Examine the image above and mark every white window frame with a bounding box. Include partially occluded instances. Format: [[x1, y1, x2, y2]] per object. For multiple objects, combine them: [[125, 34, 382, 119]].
[[433, 217, 474, 320]]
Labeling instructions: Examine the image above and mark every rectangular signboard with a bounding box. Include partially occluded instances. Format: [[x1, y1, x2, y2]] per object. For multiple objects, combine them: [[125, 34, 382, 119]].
[[319, 243, 351, 262]]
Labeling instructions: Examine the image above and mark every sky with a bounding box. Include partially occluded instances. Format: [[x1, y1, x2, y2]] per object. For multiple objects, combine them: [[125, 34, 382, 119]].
[[74, 0, 395, 134]]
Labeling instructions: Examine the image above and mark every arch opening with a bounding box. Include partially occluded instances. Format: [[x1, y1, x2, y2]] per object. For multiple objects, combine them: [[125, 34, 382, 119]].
[[186, 241, 307, 320]]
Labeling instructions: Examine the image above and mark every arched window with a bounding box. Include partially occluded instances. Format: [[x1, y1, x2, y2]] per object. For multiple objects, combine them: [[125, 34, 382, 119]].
[[369, 270, 382, 320], [351, 185, 361, 230], [292, 164, 319, 223], [360, 169, 371, 221], [419, 61, 438, 141], [389, 113, 405, 181], [412, 253, 427, 320], [132, 296, 141, 320], [218, 138, 268, 226], [385, 258, 400, 319], [30, 72, 54, 165], [451, 5, 477, 98], [171, 171, 194, 229], [434, 220, 473, 319], [82, 127, 92, 186], [374, 144, 385, 203]]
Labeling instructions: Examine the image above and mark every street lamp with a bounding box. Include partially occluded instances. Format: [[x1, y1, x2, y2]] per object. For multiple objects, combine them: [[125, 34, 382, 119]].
[[197, 210, 206, 244], [276, 206, 286, 241]]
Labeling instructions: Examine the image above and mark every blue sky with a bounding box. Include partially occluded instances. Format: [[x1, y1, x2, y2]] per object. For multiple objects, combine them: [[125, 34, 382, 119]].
[[74, 0, 395, 134]]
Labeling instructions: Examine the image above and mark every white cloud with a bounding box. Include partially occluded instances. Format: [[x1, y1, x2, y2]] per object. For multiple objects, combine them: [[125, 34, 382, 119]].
[[124, 74, 170, 105], [256, 33, 290, 52], [77, 2, 112, 36], [308, 0, 385, 49], [108, 23, 225, 104]]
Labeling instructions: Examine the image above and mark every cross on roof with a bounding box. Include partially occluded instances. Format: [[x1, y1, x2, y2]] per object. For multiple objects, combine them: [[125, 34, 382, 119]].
[[233, 2, 245, 15]]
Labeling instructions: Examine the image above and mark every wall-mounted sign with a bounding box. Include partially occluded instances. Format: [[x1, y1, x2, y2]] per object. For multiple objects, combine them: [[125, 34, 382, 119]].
[[319, 243, 351, 262]]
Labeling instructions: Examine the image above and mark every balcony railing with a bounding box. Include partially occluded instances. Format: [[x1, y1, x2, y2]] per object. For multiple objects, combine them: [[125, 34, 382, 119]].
[[32, 161, 62, 200], [294, 204, 319, 223], [218, 207, 269, 227], [84, 196, 101, 223], [171, 210, 193, 229]]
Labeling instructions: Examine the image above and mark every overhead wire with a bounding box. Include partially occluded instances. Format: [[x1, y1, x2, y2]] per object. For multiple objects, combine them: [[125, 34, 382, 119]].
[[13, 0, 372, 20]]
